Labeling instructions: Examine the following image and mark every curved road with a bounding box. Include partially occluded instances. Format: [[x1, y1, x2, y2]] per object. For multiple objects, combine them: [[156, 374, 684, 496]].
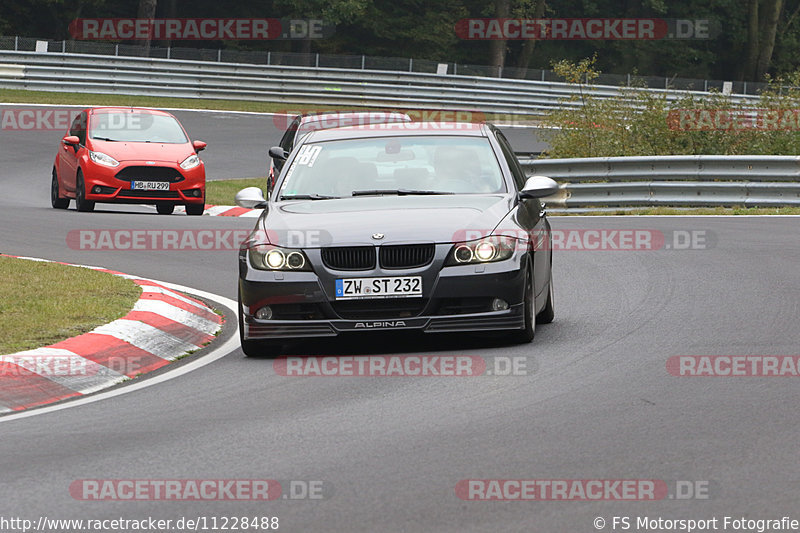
[[1, 105, 799, 532]]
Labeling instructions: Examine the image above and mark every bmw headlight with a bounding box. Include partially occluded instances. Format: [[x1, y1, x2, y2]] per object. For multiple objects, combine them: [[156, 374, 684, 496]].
[[446, 236, 517, 265], [180, 154, 201, 170], [89, 150, 119, 167], [249, 244, 311, 271]]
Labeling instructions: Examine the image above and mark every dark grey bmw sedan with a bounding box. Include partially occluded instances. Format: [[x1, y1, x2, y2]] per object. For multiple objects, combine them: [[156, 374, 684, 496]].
[[236, 122, 557, 356]]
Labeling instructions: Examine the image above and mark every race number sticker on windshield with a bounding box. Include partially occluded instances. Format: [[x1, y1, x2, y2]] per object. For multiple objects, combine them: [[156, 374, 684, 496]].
[[295, 145, 322, 167]]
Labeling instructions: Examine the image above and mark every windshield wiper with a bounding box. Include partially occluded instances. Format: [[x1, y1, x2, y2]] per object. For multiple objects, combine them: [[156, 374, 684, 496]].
[[280, 194, 338, 200], [92, 136, 118, 142], [351, 189, 453, 196]]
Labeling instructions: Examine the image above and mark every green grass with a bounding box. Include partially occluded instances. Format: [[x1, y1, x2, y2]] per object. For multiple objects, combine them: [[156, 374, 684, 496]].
[[0, 88, 362, 114], [206, 177, 267, 206], [0, 256, 142, 354]]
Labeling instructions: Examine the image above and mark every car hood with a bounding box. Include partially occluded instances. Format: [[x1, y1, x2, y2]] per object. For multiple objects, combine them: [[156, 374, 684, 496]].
[[88, 139, 193, 163], [258, 195, 514, 247]]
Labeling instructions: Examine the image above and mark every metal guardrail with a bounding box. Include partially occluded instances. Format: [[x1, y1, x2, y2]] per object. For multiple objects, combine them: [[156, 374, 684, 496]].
[[521, 156, 800, 208], [0, 34, 772, 95], [0, 50, 760, 116]]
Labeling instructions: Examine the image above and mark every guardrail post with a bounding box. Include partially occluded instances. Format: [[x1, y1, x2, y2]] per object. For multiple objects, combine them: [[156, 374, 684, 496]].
[[315, 53, 319, 67], [217, 49, 221, 62], [409, 58, 413, 72], [704, 80, 708, 91], [115, 44, 119, 56], [62, 40, 66, 53], [167, 46, 171, 59], [267, 51, 271, 65], [361, 55, 365, 69], [14, 36, 18, 51]]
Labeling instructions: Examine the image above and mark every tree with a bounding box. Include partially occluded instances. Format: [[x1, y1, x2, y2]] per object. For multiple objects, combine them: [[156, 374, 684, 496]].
[[488, 0, 510, 74], [741, 0, 785, 81], [513, 0, 545, 78], [137, 0, 157, 55]]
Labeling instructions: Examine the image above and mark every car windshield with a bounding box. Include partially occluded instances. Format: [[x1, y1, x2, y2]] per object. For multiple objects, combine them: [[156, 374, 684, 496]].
[[278, 136, 506, 198], [89, 112, 188, 143]]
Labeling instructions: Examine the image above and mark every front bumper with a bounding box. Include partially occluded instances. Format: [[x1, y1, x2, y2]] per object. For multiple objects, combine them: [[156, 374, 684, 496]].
[[239, 245, 529, 341], [82, 160, 205, 204]]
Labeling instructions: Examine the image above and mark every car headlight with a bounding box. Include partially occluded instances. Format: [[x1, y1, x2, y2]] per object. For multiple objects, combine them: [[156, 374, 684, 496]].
[[89, 150, 119, 167], [249, 244, 312, 272], [445, 236, 517, 265], [180, 154, 201, 170]]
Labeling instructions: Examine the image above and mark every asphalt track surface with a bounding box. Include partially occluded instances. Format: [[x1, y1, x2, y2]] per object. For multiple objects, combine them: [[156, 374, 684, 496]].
[[2, 105, 800, 532]]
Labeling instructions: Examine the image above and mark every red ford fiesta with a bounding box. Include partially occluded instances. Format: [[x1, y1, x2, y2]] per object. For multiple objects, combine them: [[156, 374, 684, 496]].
[[51, 107, 207, 215]]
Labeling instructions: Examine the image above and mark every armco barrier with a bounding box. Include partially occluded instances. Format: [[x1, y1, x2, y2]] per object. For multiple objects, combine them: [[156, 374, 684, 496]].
[[0, 50, 759, 116], [521, 155, 800, 208]]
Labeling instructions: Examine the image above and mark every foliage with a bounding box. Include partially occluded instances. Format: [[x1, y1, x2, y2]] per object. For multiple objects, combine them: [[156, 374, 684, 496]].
[[541, 58, 800, 157], [2, 0, 800, 81]]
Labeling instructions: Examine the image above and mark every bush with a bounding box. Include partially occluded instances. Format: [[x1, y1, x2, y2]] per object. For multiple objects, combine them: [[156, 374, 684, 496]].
[[540, 57, 800, 158]]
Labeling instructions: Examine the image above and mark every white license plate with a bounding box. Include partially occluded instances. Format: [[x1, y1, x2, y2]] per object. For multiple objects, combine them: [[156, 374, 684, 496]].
[[132, 181, 170, 191], [335, 276, 422, 300]]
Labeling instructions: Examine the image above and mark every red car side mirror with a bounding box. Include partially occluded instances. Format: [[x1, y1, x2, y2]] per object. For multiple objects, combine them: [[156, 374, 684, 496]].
[[62, 135, 80, 145], [192, 140, 207, 152]]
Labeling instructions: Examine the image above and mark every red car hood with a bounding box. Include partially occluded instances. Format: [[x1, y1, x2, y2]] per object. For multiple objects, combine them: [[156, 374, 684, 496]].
[[89, 140, 193, 164]]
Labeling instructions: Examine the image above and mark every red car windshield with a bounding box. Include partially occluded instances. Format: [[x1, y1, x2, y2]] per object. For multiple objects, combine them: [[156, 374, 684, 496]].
[[89, 112, 188, 144]]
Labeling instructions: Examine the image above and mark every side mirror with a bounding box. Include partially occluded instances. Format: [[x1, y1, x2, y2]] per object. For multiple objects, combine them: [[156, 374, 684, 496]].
[[519, 175, 559, 199], [235, 187, 267, 209], [192, 140, 207, 152], [269, 146, 288, 161], [62, 135, 80, 145]]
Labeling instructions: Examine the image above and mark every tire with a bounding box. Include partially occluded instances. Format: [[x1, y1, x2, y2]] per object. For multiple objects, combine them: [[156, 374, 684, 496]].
[[238, 291, 282, 358], [512, 266, 536, 343], [156, 203, 175, 215], [186, 203, 204, 216], [536, 273, 555, 324], [51, 169, 69, 209], [75, 172, 95, 212]]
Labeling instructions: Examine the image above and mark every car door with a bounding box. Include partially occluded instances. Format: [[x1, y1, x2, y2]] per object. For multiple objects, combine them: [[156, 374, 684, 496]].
[[495, 131, 551, 299], [59, 111, 86, 193]]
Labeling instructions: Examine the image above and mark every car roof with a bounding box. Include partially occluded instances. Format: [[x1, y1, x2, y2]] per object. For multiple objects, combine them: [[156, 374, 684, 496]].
[[302, 121, 490, 142], [87, 107, 175, 117], [298, 111, 411, 126]]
